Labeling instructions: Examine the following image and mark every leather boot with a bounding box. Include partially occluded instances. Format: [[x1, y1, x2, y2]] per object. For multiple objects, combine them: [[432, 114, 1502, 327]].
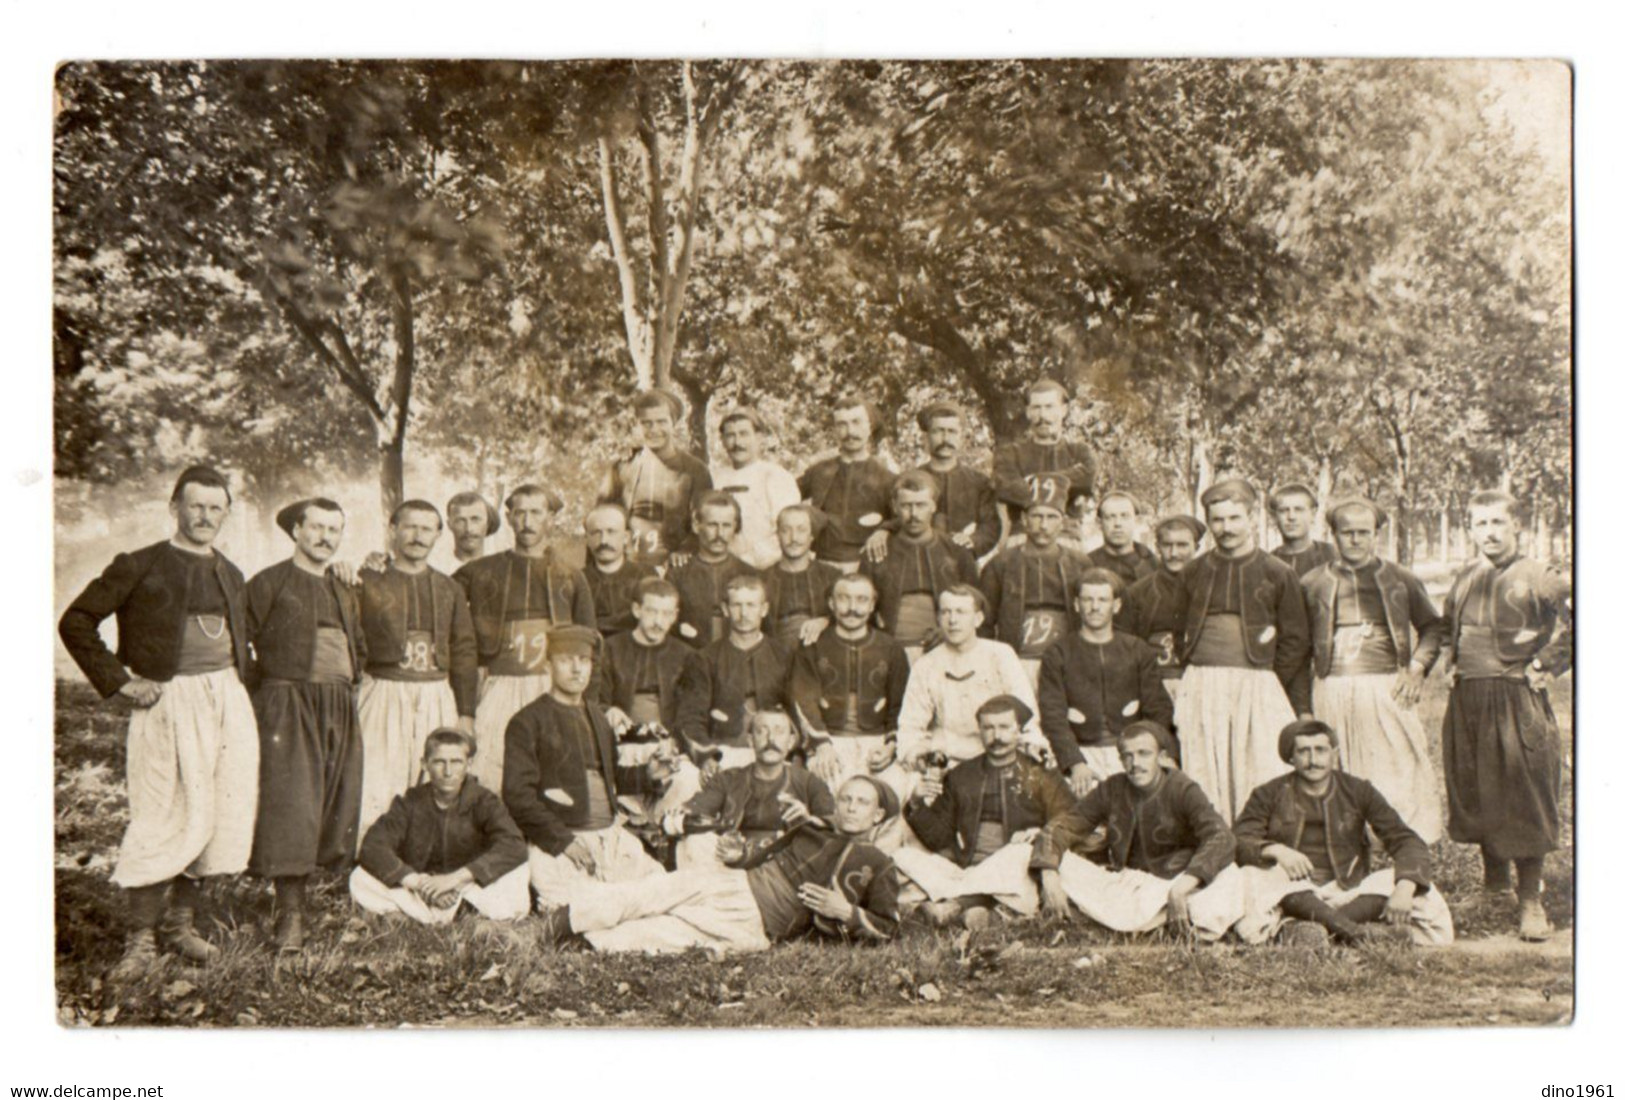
[[160, 877, 220, 964], [274, 876, 307, 955], [109, 882, 168, 984]]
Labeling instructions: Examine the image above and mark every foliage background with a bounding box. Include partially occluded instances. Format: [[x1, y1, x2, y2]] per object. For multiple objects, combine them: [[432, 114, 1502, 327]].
[[52, 59, 1571, 672]]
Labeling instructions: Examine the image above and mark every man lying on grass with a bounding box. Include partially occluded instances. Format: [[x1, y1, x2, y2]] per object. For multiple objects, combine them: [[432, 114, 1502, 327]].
[[1030, 721, 1245, 940], [538, 775, 901, 954], [349, 729, 531, 924], [894, 695, 1076, 929], [1231, 719, 1454, 947]]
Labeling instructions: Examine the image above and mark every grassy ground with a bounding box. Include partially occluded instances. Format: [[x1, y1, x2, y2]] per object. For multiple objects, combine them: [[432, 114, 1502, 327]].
[[53, 676, 1574, 1029]]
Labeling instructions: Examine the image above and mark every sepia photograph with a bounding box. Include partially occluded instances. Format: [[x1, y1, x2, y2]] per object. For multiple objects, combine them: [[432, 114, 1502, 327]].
[[48, 52, 1573, 1036]]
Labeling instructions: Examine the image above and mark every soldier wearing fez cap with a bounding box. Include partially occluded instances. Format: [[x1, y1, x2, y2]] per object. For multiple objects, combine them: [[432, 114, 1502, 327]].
[[992, 379, 1098, 528], [1172, 477, 1311, 824], [246, 497, 366, 954], [1268, 482, 1339, 578], [798, 395, 897, 572], [1122, 515, 1207, 681], [454, 484, 596, 795], [59, 464, 259, 980], [981, 471, 1095, 684], [600, 387, 714, 568], [503, 623, 665, 909], [1299, 497, 1446, 844]]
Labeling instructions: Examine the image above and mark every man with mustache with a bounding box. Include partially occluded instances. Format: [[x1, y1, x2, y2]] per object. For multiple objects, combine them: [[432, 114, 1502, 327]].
[[1299, 498, 1446, 844], [897, 696, 1078, 928], [600, 387, 712, 567], [1032, 721, 1245, 939], [669, 491, 760, 647], [991, 379, 1097, 537], [789, 572, 911, 795], [861, 472, 978, 661], [1268, 483, 1339, 578], [1122, 516, 1205, 681], [60, 465, 258, 981], [761, 503, 843, 650], [797, 396, 896, 572], [1439, 489, 1571, 941], [664, 707, 835, 869], [354, 500, 479, 839], [446, 491, 500, 568], [711, 407, 801, 570], [1092, 491, 1160, 591], [245, 497, 366, 953], [865, 402, 1001, 567], [455, 484, 597, 793], [1173, 478, 1311, 823], [1232, 720, 1453, 947], [581, 503, 657, 641], [1038, 569, 1174, 799], [980, 473, 1095, 683]]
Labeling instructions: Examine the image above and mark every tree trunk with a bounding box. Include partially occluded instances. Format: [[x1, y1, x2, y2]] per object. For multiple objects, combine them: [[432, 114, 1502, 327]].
[[377, 273, 415, 519], [1314, 453, 1334, 540], [1438, 508, 1450, 566]]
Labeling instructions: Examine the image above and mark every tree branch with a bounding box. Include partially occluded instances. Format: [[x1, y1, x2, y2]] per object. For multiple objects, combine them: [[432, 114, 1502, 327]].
[[268, 285, 386, 422], [598, 134, 653, 384], [653, 61, 737, 385]]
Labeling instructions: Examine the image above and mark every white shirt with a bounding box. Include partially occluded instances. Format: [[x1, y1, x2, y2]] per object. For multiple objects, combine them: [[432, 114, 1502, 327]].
[[896, 638, 1037, 764], [711, 459, 801, 570]]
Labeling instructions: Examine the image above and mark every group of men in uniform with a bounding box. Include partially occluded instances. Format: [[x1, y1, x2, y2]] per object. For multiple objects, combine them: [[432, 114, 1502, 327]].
[[60, 379, 1572, 978]]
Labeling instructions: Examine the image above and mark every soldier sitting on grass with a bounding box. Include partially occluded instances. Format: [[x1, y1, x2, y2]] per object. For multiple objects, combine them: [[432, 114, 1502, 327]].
[[349, 729, 531, 924], [894, 695, 1077, 929], [1030, 721, 1245, 940], [662, 706, 835, 869], [1230, 719, 1454, 948]]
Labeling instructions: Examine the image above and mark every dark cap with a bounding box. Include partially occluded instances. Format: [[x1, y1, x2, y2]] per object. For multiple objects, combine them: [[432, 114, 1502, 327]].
[[839, 774, 900, 822], [1001, 472, 1071, 512], [1118, 719, 1179, 760], [275, 497, 343, 538], [1154, 515, 1207, 542], [976, 693, 1034, 729], [1278, 718, 1339, 764], [547, 624, 603, 657]]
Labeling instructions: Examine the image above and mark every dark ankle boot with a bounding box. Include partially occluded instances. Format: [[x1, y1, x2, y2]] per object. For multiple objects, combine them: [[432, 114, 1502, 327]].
[[110, 882, 169, 983], [274, 876, 307, 955], [161, 877, 220, 964]]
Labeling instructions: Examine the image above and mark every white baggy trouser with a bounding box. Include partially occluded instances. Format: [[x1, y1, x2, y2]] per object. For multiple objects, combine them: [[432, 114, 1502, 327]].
[[112, 668, 259, 889], [348, 864, 531, 924]]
